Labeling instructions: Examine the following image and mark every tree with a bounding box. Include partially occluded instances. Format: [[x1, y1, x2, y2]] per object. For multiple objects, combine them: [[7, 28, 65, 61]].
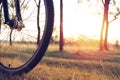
[[100, 0, 120, 50], [100, 0, 110, 50], [0, 5, 2, 48], [104, 0, 110, 50], [59, 0, 64, 51], [9, 29, 13, 45], [36, 0, 41, 45], [78, 0, 120, 50], [0, 5, 2, 33]]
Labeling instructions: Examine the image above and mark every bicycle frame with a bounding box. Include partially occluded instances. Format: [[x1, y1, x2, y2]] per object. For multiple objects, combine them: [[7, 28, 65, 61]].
[[2, 0, 10, 23], [2, 0, 23, 28]]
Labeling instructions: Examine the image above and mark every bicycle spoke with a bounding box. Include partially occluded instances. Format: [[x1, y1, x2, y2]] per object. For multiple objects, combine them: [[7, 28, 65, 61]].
[[0, 0, 54, 74], [0, 0, 45, 68]]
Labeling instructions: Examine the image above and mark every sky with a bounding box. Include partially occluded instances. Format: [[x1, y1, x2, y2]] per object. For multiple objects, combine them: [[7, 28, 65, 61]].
[[53, 0, 120, 43], [1, 0, 120, 43]]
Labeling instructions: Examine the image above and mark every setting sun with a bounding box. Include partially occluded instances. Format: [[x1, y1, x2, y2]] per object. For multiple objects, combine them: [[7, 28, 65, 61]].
[[60, 0, 103, 40], [54, 0, 120, 43]]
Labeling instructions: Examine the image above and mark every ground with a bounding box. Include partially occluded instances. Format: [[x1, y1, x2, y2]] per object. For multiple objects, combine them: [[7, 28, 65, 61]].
[[0, 44, 120, 80]]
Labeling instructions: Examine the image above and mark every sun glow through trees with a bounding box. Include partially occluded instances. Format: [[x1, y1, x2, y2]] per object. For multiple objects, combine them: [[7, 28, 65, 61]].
[[53, 0, 120, 44]]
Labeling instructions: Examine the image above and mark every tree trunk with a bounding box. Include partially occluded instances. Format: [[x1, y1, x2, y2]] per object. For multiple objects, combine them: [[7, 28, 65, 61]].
[[59, 0, 64, 51], [37, 0, 41, 45], [100, 0, 110, 51], [104, 0, 110, 50], [100, 13, 105, 50], [0, 5, 1, 48], [10, 29, 13, 46], [0, 5, 2, 33]]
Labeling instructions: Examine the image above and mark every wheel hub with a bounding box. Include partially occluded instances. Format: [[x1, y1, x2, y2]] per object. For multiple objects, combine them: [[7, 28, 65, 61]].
[[8, 19, 24, 31]]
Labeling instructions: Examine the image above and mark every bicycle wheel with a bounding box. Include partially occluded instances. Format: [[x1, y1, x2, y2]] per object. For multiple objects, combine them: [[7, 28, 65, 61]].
[[0, 0, 54, 75]]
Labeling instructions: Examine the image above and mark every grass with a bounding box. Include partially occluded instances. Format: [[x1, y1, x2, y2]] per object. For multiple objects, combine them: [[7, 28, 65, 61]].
[[0, 43, 120, 80], [0, 43, 35, 68], [24, 43, 120, 80]]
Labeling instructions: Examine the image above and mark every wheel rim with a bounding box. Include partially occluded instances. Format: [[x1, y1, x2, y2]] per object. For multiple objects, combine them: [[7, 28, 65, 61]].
[[0, 0, 46, 69]]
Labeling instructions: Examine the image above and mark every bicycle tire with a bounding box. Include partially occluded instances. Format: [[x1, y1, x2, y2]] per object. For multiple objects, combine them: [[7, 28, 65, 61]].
[[0, 0, 54, 75]]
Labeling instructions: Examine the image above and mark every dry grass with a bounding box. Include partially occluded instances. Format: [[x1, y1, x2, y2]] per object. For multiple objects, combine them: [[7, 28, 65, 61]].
[[24, 43, 120, 80], [0, 43, 120, 80]]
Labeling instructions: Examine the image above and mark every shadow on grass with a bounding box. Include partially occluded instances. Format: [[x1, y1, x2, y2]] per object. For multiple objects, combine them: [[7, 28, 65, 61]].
[[0, 52, 31, 63], [45, 50, 120, 63], [42, 50, 120, 76]]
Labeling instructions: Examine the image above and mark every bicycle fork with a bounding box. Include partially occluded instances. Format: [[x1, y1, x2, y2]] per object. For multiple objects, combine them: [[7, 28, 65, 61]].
[[2, 0, 24, 31]]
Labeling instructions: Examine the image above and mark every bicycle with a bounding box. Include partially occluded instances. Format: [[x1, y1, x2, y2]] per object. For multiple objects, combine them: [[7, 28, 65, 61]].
[[0, 0, 54, 75]]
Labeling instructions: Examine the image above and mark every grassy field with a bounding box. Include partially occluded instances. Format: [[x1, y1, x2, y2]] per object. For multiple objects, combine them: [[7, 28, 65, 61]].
[[23, 43, 120, 80]]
